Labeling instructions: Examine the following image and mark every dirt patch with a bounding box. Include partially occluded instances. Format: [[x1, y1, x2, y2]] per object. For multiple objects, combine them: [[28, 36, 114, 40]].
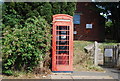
[[2, 72, 51, 79]]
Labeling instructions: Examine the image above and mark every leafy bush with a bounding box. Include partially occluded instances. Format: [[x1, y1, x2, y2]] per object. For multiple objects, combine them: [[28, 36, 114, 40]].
[[2, 16, 51, 75], [2, 2, 76, 75], [2, 2, 76, 24]]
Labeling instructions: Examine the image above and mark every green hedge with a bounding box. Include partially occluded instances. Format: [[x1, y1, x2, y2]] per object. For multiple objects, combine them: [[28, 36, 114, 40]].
[[2, 2, 76, 75], [2, 16, 51, 75]]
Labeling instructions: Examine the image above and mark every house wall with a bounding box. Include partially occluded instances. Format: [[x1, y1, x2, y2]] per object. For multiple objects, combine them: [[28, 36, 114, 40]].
[[74, 2, 105, 41]]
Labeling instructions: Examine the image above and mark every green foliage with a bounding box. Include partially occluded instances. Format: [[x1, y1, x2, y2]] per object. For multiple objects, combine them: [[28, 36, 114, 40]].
[[87, 65, 104, 71], [105, 21, 113, 35], [3, 2, 76, 24], [40, 2, 53, 23], [2, 16, 51, 75], [105, 21, 113, 27], [51, 2, 76, 16], [2, 2, 76, 75], [95, 2, 120, 42]]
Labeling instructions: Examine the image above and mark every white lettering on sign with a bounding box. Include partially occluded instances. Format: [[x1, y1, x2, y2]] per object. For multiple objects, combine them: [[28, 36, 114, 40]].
[[105, 49, 113, 57], [55, 19, 70, 22]]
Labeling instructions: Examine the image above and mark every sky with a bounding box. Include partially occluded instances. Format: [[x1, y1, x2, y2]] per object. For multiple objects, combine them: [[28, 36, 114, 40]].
[[0, 0, 3, 3]]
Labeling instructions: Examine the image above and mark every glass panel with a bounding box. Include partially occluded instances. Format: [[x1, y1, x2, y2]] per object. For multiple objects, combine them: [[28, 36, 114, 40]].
[[56, 51, 69, 54], [56, 41, 69, 45], [56, 36, 69, 40], [73, 14, 80, 24], [56, 46, 69, 50], [56, 61, 69, 65], [57, 26, 69, 30], [56, 56, 69, 61], [57, 31, 69, 35]]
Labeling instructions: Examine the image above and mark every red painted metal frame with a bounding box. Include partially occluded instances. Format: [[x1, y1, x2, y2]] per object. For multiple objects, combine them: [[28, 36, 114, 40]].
[[52, 14, 73, 71]]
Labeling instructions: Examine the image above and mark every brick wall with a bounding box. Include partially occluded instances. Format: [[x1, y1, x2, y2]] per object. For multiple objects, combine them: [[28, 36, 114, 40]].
[[74, 2, 105, 41]]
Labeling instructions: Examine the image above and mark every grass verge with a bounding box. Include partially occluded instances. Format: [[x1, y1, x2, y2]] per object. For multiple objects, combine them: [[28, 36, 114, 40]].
[[73, 41, 104, 72]]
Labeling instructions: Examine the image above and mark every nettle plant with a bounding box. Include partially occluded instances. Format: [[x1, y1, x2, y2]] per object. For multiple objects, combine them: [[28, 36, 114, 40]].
[[2, 16, 51, 75]]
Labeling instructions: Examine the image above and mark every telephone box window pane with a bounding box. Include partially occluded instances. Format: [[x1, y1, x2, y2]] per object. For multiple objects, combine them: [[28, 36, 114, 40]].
[[73, 14, 80, 24], [56, 51, 69, 54], [56, 36, 69, 40], [57, 31, 69, 35], [56, 46, 69, 50], [56, 41, 69, 45], [56, 55, 69, 65], [56, 56, 69, 61], [56, 61, 69, 65], [56, 26, 69, 30]]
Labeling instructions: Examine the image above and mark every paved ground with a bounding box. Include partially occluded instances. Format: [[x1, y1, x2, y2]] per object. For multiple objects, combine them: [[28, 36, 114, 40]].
[[50, 72, 113, 79], [0, 67, 120, 81], [50, 67, 120, 80], [0, 58, 2, 81]]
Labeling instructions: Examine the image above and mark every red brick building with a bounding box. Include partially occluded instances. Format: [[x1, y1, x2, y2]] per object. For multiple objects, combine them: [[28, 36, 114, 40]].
[[73, 2, 105, 41]]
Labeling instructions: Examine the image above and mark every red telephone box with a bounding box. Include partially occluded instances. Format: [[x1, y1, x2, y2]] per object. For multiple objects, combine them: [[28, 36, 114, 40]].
[[52, 14, 73, 72]]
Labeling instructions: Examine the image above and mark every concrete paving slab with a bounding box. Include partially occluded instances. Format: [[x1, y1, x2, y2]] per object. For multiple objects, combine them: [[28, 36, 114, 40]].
[[52, 73, 72, 75], [72, 71, 107, 76], [72, 76, 113, 79], [51, 74, 113, 79], [103, 68, 120, 79], [51, 75, 72, 79], [52, 80, 73, 81]]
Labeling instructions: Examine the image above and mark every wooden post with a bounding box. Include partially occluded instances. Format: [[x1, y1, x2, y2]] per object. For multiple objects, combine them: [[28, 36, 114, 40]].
[[94, 41, 98, 66], [115, 45, 118, 66], [117, 43, 120, 68]]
